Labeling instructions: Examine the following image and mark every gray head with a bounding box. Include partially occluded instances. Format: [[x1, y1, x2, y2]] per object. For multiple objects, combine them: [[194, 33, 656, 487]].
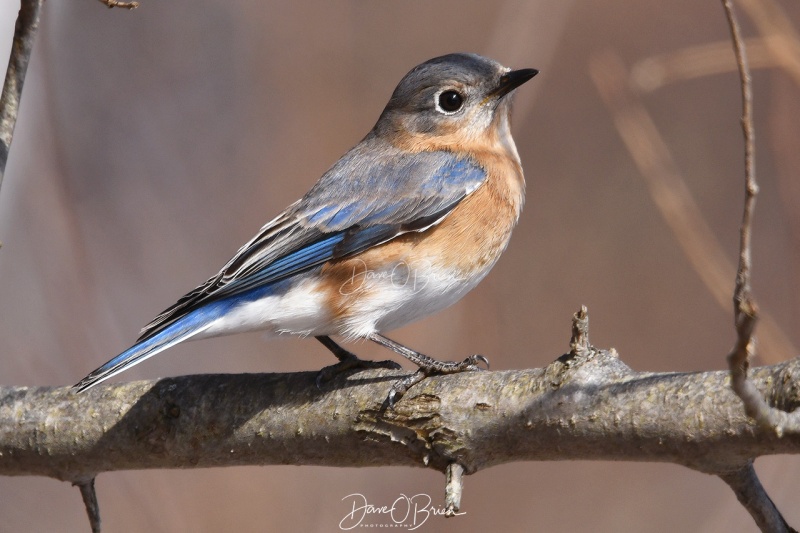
[[374, 53, 537, 143]]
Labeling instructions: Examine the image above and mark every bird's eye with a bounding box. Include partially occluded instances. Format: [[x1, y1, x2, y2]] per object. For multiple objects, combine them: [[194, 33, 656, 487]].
[[437, 90, 464, 113]]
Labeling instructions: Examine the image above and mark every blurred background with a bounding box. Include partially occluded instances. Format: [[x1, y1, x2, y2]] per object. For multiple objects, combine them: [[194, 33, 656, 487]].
[[1, 0, 799, 531]]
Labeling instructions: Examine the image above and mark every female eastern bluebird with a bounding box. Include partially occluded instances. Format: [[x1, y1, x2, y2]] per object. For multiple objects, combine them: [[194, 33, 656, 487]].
[[74, 53, 537, 404]]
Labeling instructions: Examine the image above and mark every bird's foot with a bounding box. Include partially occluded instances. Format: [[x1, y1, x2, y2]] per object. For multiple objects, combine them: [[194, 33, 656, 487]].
[[315, 351, 401, 389], [386, 354, 489, 408]]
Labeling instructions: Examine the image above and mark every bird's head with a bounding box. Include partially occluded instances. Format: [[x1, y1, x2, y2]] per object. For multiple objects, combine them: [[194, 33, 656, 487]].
[[374, 53, 537, 149]]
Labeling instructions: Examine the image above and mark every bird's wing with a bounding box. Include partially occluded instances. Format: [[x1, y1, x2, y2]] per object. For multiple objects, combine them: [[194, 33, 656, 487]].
[[138, 143, 486, 341]]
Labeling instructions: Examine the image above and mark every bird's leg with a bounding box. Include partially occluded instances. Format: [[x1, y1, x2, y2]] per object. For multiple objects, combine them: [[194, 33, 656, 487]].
[[367, 332, 489, 406], [314, 335, 401, 388]]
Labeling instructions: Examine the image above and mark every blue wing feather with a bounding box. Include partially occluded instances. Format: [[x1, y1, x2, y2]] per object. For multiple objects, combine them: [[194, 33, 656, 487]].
[[137, 138, 486, 341], [218, 232, 347, 296]]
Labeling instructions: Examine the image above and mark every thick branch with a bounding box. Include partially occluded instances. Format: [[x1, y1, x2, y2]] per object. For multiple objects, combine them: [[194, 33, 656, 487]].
[[2, 351, 799, 482]]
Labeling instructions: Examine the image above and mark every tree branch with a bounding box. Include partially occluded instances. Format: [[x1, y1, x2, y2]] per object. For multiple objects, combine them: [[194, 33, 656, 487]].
[[722, 0, 800, 437], [720, 463, 799, 533], [0, 0, 44, 188], [3, 348, 799, 483], [75, 478, 101, 533], [97, 0, 139, 9], [0, 3, 797, 531]]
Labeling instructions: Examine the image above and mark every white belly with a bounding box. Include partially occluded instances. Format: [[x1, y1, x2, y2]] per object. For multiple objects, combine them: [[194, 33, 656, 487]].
[[335, 258, 487, 338], [196, 258, 489, 341], [197, 276, 332, 339]]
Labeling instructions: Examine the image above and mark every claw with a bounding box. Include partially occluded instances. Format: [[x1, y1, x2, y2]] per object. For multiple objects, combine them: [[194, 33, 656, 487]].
[[315, 370, 328, 390], [387, 389, 399, 410], [467, 354, 490, 369], [386, 368, 427, 408], [383, 355, 491, 406]]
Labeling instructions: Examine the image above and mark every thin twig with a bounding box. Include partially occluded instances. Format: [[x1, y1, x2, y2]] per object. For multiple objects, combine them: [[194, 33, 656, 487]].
[[569, 305, 591, 355], [719, 463, 797, 533], [75, 479, 102, 533], [722, 0, 800, 437], [722, 0, 759, 413], [724, 0, 757, 297], [98, 0, 139, 9], [0, 0, 44, 189], [444, 463, 465, 517]]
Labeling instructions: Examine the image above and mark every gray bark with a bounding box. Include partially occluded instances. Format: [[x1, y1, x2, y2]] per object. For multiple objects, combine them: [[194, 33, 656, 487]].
[[2, 347, 798, 483]]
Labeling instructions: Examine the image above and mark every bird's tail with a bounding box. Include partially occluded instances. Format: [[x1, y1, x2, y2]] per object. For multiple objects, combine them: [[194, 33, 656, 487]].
[[72, 313, 213, 393]]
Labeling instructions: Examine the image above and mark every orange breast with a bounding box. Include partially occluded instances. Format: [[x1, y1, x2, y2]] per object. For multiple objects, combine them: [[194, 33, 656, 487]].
[[317, 148, 524, 326]]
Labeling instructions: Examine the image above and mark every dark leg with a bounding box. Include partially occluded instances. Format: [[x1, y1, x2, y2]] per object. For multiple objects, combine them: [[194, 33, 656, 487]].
[[317, 335, 357, 362], [367, 332, 489, 406], [314, 335, 401, 388]]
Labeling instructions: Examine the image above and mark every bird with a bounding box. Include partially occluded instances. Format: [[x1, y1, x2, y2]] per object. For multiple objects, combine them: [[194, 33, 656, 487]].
[[73, 53, 537, 404]]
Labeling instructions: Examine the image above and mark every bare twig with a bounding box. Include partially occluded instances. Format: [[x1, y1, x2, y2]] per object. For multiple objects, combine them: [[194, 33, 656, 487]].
[[723, 0, 759, 417], [0, 0, 44, 189], [718, 3, 799, 530], [97, 0, 139, 9], [75, 479, 102, 533], [569, 305, 591, 355], [722, 0, 800, 437], [724, 0, 757, 299], [592, 12, 800, 528], [444, 463, 465, 517], [719, 463, 798, 533]]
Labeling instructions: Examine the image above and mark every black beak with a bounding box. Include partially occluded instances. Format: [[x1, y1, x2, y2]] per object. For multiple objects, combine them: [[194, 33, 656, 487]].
[[491, 68, 538, 99]]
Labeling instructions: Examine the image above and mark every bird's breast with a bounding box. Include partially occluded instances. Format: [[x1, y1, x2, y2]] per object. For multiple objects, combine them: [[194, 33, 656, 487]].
[[318, 149, 524, 337]]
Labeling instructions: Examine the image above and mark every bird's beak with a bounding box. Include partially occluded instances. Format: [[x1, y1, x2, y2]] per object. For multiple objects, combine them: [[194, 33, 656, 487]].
[[488, 68, 538, 100]]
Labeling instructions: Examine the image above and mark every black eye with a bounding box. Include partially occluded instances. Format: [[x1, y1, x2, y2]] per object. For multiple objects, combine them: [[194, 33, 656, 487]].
[[438, 90, 464, 113]]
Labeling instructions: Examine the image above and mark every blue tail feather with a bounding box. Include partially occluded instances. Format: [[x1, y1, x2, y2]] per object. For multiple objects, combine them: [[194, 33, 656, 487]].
[[73, 279, 288, 392], [73, 305, 222, 392]]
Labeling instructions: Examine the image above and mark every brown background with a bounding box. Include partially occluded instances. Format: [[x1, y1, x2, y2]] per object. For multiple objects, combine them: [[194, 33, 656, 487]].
[[1, 1, 799, 531]]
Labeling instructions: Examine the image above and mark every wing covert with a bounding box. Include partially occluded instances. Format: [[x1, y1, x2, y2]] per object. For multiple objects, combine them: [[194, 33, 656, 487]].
[[138, 142, 486, 341]]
